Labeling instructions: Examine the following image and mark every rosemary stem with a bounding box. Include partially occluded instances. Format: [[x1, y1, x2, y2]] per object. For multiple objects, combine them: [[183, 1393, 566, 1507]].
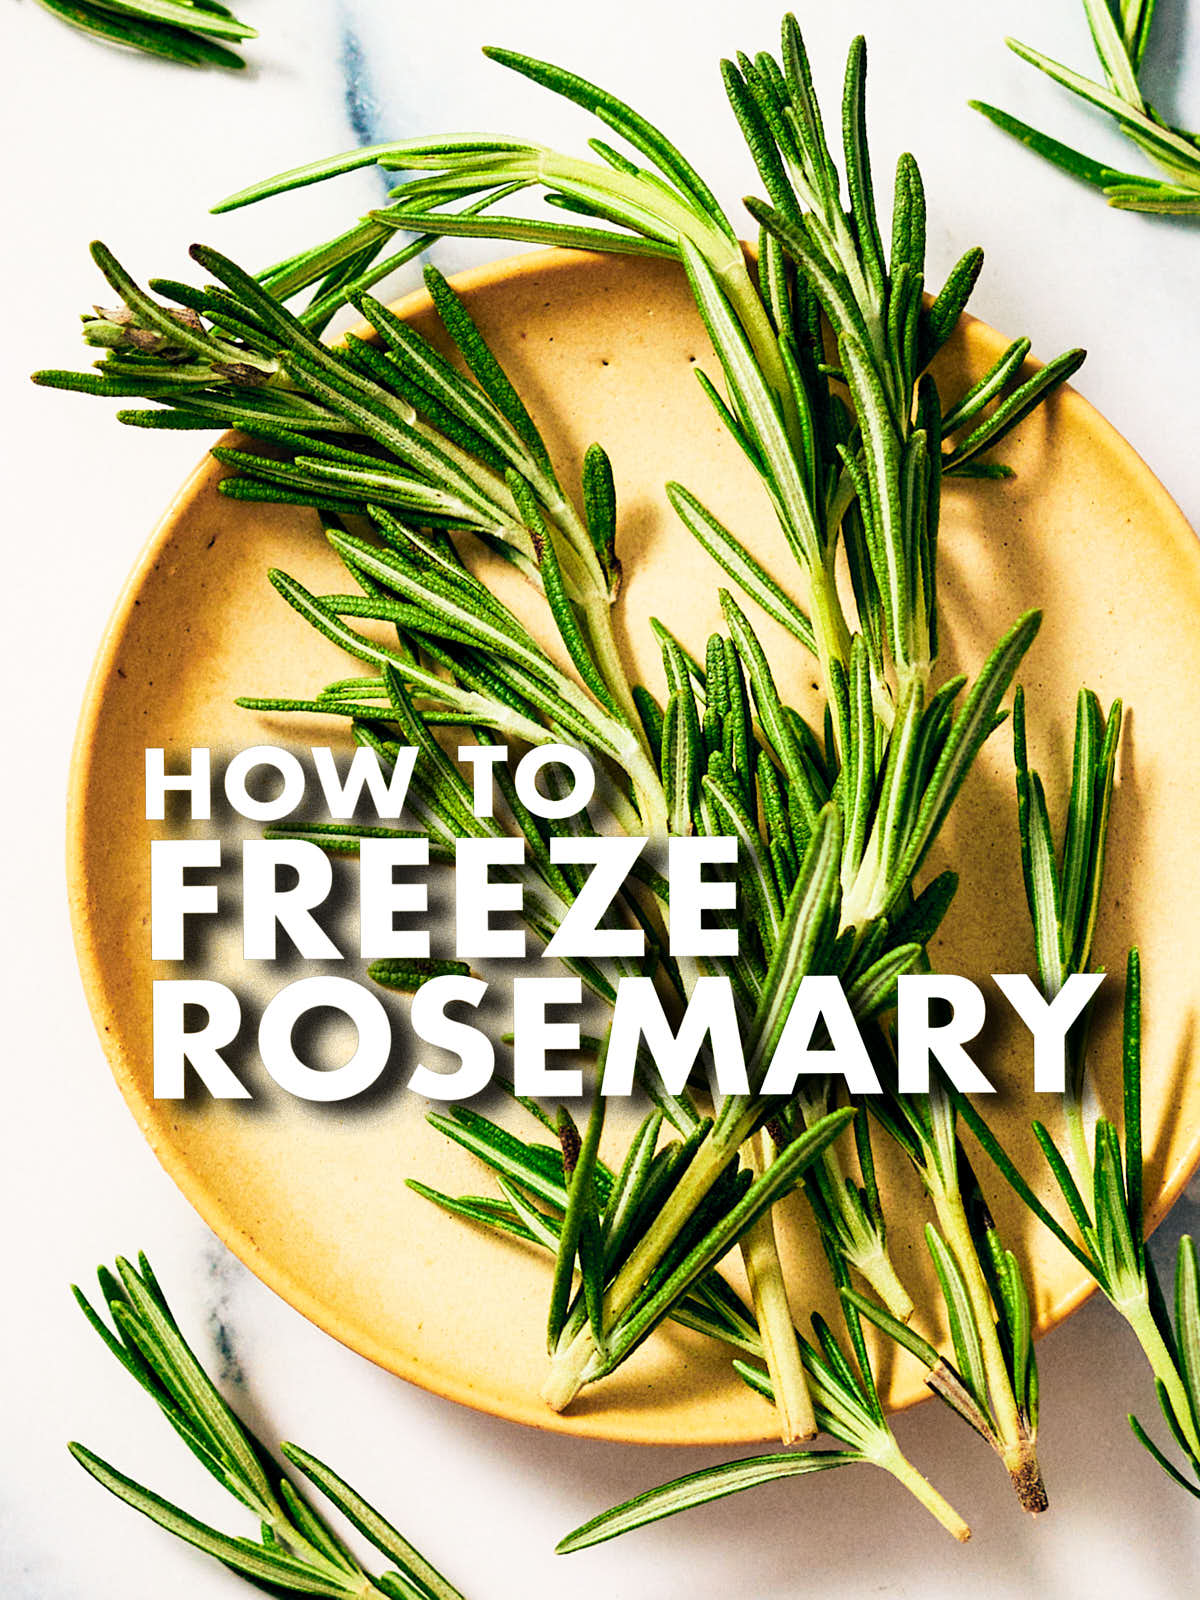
[[738, 1130, 817, 1442], [929, 1179, 1046, 1511], [579, 589, 646, 740], [542, 491, 666, 833], [840, 836, 884, 933], [624, 742, 670, 840], [850, 1235, 915, 1324], [544, 492, 648, 735], [1063, 1089, 1093, 1189], [675, 958, 814, 1443], [1119, 1290, 1200, 1460], [810, 554, 854, 728], [871, 1439, 971, 1542], [797, 1090, 914, 1322], [714, 253, 801, 440], [896, 656, 933, 707], [542, 1104, 758, 1410], [261, 1507, 346, 1581], [600, 774, 644, 837]]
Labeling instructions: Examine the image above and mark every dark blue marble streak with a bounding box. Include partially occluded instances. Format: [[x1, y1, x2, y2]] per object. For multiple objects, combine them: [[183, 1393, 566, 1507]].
[[337, 4, 391, 198], [203, 1236, 247, 1390]]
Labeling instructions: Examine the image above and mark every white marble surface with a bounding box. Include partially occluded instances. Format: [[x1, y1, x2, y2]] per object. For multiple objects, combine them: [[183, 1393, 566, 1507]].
[[3, 1, 1200, 1595]]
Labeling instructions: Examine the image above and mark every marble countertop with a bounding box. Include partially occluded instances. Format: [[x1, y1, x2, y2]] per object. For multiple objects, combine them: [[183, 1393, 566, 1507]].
[[3, 1, 1199, 1595]]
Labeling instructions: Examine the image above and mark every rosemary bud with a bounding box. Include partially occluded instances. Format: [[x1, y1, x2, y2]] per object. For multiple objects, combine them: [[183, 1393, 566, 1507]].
[[82, 302, 205, 361], [211, 360, 273, 388], [557, 1107, 582, 1178]]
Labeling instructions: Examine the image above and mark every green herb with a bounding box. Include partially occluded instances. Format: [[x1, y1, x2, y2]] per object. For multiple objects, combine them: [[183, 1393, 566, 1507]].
[[958, 688, 1200, 1497], [72, 1253, 468, 1598], [559, 1329, 970, 1550], [841, 689, 1121, 1509], [37, 13, 1086, 1528], [857, 1062, 1045, 1508], [964, 954, 1200, 1498], [972, 0, 1200, 214], [417, 1097, 970, 1542], [30, 0, 255, 70]]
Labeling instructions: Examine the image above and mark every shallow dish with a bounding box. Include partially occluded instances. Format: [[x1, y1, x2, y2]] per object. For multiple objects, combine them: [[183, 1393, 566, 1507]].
[[68, 247, 1200, 1444]]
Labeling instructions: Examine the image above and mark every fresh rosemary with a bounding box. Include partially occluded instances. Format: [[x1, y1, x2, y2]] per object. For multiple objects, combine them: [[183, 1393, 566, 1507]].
[[973, 0, 1200, 215], [30, 0, 256, 70], [223, 12, 1066, 1506], [414, 1088, 970, 1542], [73, 1253, 467, 1598], [956, 688, 1200, 1499], [38, 13, 1101, 1537]]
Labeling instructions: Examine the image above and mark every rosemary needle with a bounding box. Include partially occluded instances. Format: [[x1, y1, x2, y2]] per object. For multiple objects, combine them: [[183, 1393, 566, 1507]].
[[31, 0, 256, 70]]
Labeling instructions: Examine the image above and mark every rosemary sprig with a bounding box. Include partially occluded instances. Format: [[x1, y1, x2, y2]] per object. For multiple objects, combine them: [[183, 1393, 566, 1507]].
[[72, 1253, 467, 1598], [30, 0, 256, 70], [837, 693, 1120, 1510], [973, 0, 1200, 214], [958, 685, 1200, 1496], [1133, 1234, 1200, 1498], [1012, 686, 1122, 1173], [41, 240, 667, 839], [558, 1314, 970, 1549], [963, 951, 1200, 1498], [859, 1061, 1045, 1510]]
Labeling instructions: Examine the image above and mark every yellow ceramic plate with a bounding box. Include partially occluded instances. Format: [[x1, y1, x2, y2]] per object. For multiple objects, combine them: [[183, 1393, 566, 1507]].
[[69, 248, 1200, 1444]]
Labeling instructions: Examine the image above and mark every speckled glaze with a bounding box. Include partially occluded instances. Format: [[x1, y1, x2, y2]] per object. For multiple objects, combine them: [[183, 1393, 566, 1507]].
[[68, 247, 1200, 1446]]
